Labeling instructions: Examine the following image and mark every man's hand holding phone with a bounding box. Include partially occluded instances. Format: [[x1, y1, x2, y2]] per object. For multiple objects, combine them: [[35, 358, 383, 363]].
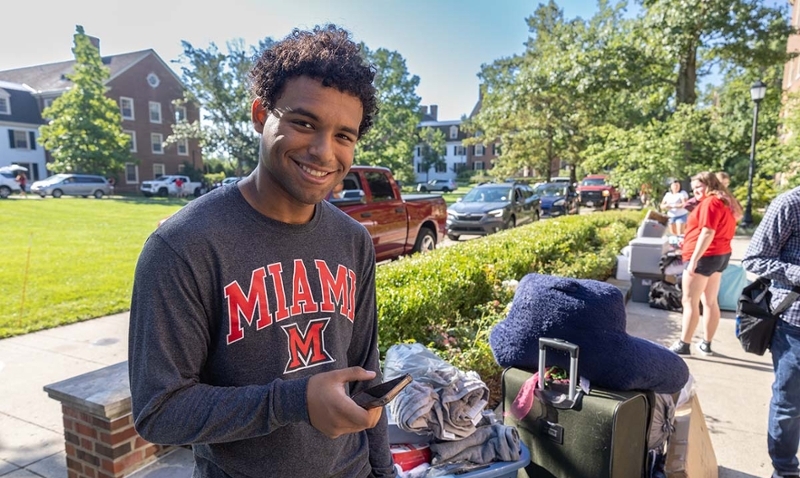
[[306, 367, 383, 439], [351, 373, 413, 409]]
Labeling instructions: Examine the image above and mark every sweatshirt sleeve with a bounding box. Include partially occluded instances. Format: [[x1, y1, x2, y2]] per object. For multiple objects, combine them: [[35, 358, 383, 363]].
[[128, 234, 309, 445], [743, 195, 800, 286], [346, 238, 396, 477]]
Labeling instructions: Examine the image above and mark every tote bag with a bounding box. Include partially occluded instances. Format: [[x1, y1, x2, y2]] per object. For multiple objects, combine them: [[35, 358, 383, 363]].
[[736, 278, 800, 356]]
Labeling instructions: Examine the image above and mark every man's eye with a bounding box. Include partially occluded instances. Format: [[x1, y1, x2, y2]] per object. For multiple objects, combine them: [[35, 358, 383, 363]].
[[293, 120, 313, 128]]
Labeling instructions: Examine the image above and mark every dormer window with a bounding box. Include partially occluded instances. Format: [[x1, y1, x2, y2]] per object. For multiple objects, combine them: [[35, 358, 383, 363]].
[[449, 125, 458, 139], [0, 90, 10, 115]]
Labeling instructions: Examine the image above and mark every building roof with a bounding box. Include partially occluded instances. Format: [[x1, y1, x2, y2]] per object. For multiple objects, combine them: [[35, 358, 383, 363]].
[[0, 81, 45, 125], [0, 50, 154, 94]]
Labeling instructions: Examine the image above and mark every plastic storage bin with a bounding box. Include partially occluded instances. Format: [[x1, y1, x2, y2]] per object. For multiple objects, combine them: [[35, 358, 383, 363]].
[[630, 273, 662, 303], [616, 255, 632, 281], [637, 219, 666, 238], [628, 236, 669, 276]]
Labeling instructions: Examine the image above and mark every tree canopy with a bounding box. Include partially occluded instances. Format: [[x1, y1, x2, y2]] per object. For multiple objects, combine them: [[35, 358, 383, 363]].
[[38, 25, 132, 176]]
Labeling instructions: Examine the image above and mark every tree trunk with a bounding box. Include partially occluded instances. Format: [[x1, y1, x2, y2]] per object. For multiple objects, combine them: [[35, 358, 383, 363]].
[[676, 39, 698, 106]]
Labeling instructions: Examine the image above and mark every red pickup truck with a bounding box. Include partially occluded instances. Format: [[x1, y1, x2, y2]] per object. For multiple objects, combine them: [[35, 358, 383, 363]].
[[577, 174, 621, 210], [328, 166, 447, 262]]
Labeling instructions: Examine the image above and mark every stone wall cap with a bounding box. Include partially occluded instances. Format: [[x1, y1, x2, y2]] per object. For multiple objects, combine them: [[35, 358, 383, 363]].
[[44, 361, 131, 419]]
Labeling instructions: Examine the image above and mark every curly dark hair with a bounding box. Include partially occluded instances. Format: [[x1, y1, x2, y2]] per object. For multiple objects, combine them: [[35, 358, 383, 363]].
[[250, 24, 378, 138]]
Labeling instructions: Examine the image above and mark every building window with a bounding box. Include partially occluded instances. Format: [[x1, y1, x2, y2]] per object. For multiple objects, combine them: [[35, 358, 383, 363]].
[[175, 106, 187, 123], [475, 144, 485, 156], [474, 161, 485, 171], [435, 162, 447, 173], [151, 133, 163, 154], [0, 93, 11, 115], [449, 125, 458, 139], [153, 163, 165, 178], [149, 102, 162, 123], [9, 130, 32, 149], [147, 73, 160, 88], [125, 163, 139, 184], [492, 143, 500, 155], [454, 145, 466, 156], [43, 98, 54, 109], [178, 164, 186, 173], [417, 161, 425, 173], [124, 130, 137, 152], [120, 97, 134, 120], [177, 138, 188, 156], [416, 146, 421, 157]]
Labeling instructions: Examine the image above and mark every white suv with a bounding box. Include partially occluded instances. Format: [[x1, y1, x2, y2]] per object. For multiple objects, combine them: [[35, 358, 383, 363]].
[[0, 167, 22, 199]]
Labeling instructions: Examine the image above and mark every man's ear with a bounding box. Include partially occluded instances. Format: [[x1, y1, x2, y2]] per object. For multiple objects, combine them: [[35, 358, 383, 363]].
[[252, 98, 267, 133]]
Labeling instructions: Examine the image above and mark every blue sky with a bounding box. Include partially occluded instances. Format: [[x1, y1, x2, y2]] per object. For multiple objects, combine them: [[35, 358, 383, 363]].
[[0, 0, 631, 120]]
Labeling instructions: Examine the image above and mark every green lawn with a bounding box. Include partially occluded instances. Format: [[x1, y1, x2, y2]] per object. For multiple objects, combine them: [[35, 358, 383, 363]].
[[0, 196, 187, 338]]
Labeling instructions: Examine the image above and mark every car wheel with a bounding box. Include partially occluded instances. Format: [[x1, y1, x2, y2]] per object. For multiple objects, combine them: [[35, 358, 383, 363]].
[[534, 210, 540, 222], [94, 190, 104, 199], [614, 200, 620, 209], [81, 195, 88, 198], [412, 228, 436, 254], [442, 187, 450, 193], [0, 186, 10, 199], [419, 186, 428, 192], [158, 188, 168, 198], [447, 233, 460, 241], [194, 187, 201, 197], [505, 216, 516, 230], [52, 189, 63, 198]]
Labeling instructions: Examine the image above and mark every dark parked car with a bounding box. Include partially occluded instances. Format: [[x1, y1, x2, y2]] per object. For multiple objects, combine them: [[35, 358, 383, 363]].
[[446, 182, 541, 240], [536, 182, 580, 217]]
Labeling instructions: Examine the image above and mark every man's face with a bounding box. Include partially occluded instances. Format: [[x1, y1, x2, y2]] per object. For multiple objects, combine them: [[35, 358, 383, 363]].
[[252, 76, 363, 208]]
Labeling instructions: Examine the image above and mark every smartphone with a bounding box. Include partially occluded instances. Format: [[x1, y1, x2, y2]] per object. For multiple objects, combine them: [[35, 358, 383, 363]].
[[351, 374, 413, 409]]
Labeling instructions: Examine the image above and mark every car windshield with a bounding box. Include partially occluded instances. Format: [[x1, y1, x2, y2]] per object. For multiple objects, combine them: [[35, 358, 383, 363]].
[[462, 186, 510, 203], [581, 178, 606, 186], [536, 185, 566, 197]]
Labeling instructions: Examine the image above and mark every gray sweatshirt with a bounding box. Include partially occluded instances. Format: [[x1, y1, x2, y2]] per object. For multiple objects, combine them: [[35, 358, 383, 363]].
[[128, 186, 395, 478]]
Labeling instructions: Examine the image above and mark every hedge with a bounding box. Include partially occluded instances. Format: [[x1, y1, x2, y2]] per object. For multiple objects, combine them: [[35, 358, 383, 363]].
[[375, 210, 643, 402]]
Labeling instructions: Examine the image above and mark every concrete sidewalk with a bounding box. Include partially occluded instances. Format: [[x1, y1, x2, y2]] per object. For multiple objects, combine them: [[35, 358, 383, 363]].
[[0, 235, 777, 477]]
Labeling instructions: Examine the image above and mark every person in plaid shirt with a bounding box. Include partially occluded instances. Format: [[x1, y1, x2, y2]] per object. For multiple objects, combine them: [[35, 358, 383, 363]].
[[743, 186, 800, 478]]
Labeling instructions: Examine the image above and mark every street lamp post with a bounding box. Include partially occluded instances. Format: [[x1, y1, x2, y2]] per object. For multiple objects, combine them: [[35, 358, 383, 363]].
[[742, 80, 767, 228]]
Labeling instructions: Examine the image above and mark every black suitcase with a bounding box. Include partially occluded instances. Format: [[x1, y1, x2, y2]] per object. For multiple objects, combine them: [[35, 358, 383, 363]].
[[502, 338, 652, 478]]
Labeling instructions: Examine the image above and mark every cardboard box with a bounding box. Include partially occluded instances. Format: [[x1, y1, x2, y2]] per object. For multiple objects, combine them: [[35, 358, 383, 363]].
[[646, 209, 669, 226], [666, 395, 718, 478]]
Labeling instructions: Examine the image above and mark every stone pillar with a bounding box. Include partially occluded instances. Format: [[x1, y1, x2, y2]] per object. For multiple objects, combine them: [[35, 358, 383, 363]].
[[44, 361, 175, 478]]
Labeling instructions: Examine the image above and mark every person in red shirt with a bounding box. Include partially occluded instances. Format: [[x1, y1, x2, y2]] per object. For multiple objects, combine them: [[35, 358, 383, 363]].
[[670, 171, 737, 356]]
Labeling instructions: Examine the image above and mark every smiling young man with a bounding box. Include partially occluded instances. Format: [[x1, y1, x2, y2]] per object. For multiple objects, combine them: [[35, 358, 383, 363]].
[[128, 25, 396, 477]]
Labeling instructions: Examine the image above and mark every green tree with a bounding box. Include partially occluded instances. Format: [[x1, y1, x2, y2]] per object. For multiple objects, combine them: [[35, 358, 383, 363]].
[[354, 46, 421, 185], [417, 127, 446, 181], [38, 25, 132, 176], [171, 38, 273, 174], [639, 0, 793, 105]]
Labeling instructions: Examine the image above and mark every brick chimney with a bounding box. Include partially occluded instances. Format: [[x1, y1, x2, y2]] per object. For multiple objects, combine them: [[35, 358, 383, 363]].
[[87, 36, 100, 52], [429, 105, 438, 121], [418, 105, 428, 117]]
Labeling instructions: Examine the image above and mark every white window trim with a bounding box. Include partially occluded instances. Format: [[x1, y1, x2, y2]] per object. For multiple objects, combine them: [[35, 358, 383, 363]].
[[13, 130, 30, 149], [175, 105, 187, 123], [151, 133, 164, 154], [177, 138, 189, 156], [120, 97, 134, 120], [124, 130, 137, 153], [153, 163, 165, 178], [125, 163, 139, 184], [474, 161, 485, 171], [0, 90, 11, 115], [449, 125, 458, 139], [475, 144, 485, 157], [149, 101, 162, 124]]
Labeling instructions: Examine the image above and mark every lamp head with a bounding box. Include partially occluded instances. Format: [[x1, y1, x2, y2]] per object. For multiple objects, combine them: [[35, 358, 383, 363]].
[[751, 80, 767, 103]]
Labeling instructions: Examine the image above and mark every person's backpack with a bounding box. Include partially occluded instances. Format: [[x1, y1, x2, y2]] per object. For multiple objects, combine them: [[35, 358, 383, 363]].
[[736, 278, 800, 355]]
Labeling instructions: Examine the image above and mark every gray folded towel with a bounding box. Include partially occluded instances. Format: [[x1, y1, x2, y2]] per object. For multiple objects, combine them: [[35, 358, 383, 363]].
[[429, 424, 521, 465]]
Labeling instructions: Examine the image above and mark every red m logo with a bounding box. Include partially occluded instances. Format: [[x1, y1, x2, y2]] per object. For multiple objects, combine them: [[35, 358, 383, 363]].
[[282, 319, 335, 373]]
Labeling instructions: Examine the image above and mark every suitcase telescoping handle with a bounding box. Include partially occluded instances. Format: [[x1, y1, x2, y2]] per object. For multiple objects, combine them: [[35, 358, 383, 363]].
[[538, 338, 581, 407]]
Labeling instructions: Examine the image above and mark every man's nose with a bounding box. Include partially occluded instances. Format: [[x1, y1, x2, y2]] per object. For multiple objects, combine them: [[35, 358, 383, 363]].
[[308, 133, 335, 162]]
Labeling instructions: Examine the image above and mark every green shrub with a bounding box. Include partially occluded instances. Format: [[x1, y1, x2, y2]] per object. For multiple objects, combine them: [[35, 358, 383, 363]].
[[375, 211, 642, 403]]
